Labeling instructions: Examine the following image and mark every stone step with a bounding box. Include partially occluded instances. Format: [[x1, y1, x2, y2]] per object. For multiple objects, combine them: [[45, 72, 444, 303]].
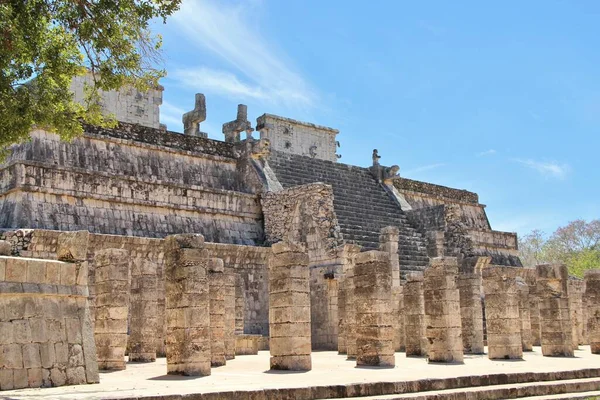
[[337, 377, 600, 400]]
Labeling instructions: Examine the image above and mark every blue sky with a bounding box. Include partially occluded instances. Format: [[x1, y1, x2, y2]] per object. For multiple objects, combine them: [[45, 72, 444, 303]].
[[153, 0, 599, 237]]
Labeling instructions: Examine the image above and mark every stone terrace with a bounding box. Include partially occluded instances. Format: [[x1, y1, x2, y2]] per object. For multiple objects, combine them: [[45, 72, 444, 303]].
[[268, 151, 429, 275], [4, 348, 600, 400]]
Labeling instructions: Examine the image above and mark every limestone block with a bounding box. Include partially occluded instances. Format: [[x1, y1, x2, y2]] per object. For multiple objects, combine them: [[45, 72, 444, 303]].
[[0, 241, 11, 256], [209, 258, 226, 367], [57, 231, 89, 262], [404, 272, 427, 357], [392, 285, 405, 352], [424, 257, 463, 363], [268, 241, 311, 371], [584, 269, 600, 354], [482, 266, 523, 360], [234, 334, 260, 355], [536, 264, 574, 357], [354, 250, 394, 367], [164, 234, 211, 376], [94, 248, 130, 370], [129, 259, 158, 362]]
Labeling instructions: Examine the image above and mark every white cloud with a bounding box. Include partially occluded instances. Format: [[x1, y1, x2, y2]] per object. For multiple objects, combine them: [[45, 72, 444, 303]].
[[169, 0, 315, 108], [477, 149, 496, 157], [403, 163, 445, 175], [160, 100, 185, 130], [513, 159, 570, 180]]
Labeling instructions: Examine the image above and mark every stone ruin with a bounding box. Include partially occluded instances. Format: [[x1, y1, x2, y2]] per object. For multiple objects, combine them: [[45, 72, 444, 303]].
[[0, 88, 599, 395]]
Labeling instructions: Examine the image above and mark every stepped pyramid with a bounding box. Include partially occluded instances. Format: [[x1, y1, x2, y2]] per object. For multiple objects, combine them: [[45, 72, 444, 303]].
[[268, 150, 429, 275]]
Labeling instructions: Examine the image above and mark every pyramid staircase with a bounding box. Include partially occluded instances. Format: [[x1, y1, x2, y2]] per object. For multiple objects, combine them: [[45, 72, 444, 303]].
[[267, 151, 429, 275]]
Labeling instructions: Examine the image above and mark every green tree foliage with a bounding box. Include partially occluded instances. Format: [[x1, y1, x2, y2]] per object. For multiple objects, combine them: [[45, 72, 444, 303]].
[[0, 0, 181, 151], [519, 219, 600, 278]]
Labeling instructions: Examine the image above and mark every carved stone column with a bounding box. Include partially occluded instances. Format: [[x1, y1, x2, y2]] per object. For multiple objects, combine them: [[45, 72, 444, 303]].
[[129, 258, 158, 362], [404, 272, 427, 357], [269, 242, 311, 371], [209, 259, 226, 367], [354, 251, 394, 367], [517, 278, 533, 351], [94, 249, 130, 370], [482, 266, 522, 360], [393, 285, 405, 352], [164, 234, 211, 376], [536, 264, 574, 357], [344, 245, 360, 360], [424, 257, 463, 363], [568, 279, 585, 348], [223, 268, 236, 360], [458, 257, 487, 354]]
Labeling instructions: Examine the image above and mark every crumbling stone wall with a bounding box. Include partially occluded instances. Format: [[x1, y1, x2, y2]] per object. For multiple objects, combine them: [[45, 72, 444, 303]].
[[0, 255, 98, 389]]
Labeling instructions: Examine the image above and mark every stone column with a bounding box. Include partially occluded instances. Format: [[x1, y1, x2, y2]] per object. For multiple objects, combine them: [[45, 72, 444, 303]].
[[337, 272, 347, 354], [584, 269, 600, 354], [129, 259, 158, 362], [393, 285, 405, 352], [380, 226, 400, 288], [517, 278, 533, 352], [458, 257, 487, 354], [235, 273, 245, 335], [521, 269, 541, 346], [568, 279, 585, 348], [404, 272, 427, 357], [353, 251, 394, 367], [536, 264, 574, 357], [164, 234, 211, 376], [482, 266, 522, 360], [269, 242, 311, 371], [224, 269, 236, 360], [423, 257, 463, 363], [344, 245, 361, 360], [94, 248, 130, 370], [209, 259, 226, 367]]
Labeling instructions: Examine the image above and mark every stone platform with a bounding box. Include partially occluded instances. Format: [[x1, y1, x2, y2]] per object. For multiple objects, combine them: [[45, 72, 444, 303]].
[[3, 347, 600, 400]]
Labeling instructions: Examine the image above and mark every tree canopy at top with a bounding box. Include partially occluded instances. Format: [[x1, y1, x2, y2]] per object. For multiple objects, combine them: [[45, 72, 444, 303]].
[[0, 0, 181, 150]]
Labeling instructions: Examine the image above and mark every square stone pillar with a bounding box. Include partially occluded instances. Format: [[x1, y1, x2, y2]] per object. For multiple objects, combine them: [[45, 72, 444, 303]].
[[337, 272, 347, 355], [458, 257, 487, 354], [94, 248, 130, 370], [379, 226, 400, 288], [568, 279, 585, 348], [354, 251, 394, 367], [223, 268, 236, 360], [235, 273, 245, 335], [343, 245, 361, 360], [520, 269, 541, 346], [269, 242, 311, 371], [517, 278, 533, 352], [209, 259, 226, 367], [536, 264, 574, 357], [129, 259, 158, 362], [424, 257, 463, 363], [164, 234, 211, 376], [584, 269, 600, 354], [482, 266, 522, 360], [404, 272, 427, 357], [393, 285, 405, 352]]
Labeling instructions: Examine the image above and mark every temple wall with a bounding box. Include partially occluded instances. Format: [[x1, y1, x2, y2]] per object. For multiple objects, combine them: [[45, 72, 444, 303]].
[[0, 129, 263, 244]]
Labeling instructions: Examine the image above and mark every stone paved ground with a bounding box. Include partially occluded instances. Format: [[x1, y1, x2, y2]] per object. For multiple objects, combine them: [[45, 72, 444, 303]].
[[3, 347, 598, 399]]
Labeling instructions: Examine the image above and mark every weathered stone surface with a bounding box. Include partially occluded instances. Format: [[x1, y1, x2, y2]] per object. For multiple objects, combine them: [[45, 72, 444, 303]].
[[584, 269, 600, 354], [0, 256, 98, 390], [536, 264, 574, 357], [482, 266, 523, 360], [94, 248, 130, 370], [392, 285, 405, 352], [129, 259, 158, 363], [57, 231, 89, 262], [209, 259, 227, 367], [269, 242, 311, 371], [164, 234, 211, 376], [0, 241, 10, 256], [223, 269, 236, 360], [234, 334, 260, 355], [354, 250, 394, 368], [424, 257, 463, 363], [404, 272, 427, 357]]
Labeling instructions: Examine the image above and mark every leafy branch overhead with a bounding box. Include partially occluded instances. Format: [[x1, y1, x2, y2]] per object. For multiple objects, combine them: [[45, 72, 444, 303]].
[[0, 0, 181, 150]]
